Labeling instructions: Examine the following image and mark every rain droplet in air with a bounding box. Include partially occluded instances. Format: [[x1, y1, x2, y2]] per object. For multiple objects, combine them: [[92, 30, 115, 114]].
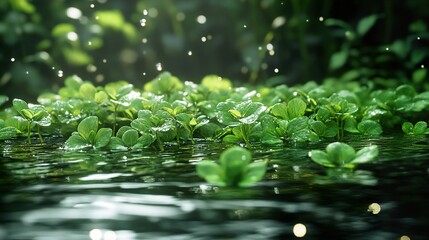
[[11, 58, 15, 62], [272, 16, 286, 29], [196, 15, 207, 24], [58, 70, 64, 77], [66, 7, 82, 19], [422, 65, 425, 69], [201, 36, 207, 42], [90, 4, 95, 9], [386, 47, 389, 51], [156, 63, 163, 71], [274, 68, 279, 73], [187, 51, 192, 56], [140, 19, 147, 27], [67, 32, 78, 41], [319, 16, 324, 22], [143, 9, 148, 16]]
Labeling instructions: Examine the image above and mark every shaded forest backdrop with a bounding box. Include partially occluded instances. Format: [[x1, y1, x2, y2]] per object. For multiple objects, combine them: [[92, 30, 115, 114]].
[[0, 0, 428, 101]]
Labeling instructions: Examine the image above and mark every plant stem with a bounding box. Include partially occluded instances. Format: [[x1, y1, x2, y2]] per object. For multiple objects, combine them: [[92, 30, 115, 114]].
[[113, 104, 118, 134], [27, 121, 31, 144], [37, 125, 44, 143]]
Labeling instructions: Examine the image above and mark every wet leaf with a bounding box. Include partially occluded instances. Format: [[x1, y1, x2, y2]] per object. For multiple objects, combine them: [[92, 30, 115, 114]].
[[78, 116, 99, 141], [95, 128, 112, 148]]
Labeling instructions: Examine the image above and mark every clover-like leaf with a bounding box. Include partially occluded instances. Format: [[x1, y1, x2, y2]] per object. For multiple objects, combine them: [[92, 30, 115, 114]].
[[358, 120, 382, 135], [326, 142, 356, 166], [309, 150, 335, 167], [351, 145, 379, 165], [309, 142, 379, 169], [78, 116, 99, 141], [122, 129, 139, 147], [220, 146, 252, 186], [0, 127, 18, 140], [287, 98, 307, 119], [64, 133, 91, 150], [94, 128, 112, 149], [196, 161, 225, 186], [413, 121, 428, 135], [12, 99, 29, 117], [239, 161, 267, 187]]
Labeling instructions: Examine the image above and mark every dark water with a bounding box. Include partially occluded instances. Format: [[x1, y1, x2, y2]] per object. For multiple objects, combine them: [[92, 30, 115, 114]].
[[1, 134, 429, 240]]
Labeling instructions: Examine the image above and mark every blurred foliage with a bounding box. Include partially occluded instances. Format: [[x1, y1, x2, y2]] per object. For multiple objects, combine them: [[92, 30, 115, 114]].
[[0, 0, 428, 101]]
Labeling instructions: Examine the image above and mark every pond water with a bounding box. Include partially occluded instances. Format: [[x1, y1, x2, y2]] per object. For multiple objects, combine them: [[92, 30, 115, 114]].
[[1, 133, 429, 240]]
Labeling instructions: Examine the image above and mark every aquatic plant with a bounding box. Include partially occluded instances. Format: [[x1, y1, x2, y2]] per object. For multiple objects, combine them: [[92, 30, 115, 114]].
[[64, 116, 112, 149], [309, 142, 378, 169], [109, 126, 154, 150], [12, 99, 51, 143], [196, 146, 267, 187], [402, 121, 429, 135]]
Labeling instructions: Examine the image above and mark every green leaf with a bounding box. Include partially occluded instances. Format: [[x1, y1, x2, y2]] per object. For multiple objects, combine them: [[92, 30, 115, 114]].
[[0, 127, 18, 140], [413, 121, 427, 135], [196, 161, 225, 186], [4, 116, 28, 133], [216, 102, 239, 126], [316, 107, 331, 122], [79, 83, 97, 100], [116, 126, 133, 138], [0, 95, 8, 107], [271, 103, 288, 119], [413, 69, 427, 84], [12, 98, 28, 116], [351, 146, 378, 165], [65, 134, 90, 150], [310, 121, 326, 136], [344, 117, 359, 133], [329, 50, 348, 70], [287, 98, 307, 119], [94, 10, 125, 30], [134, 133, 155, 148], [240, 161, 267, 187], [402, 122, 413, 134], [358, 120, 382, 135], [220, 146, 252, 186], [201, 75, 232, 92], [357, 14, 378, 37], [122, 129, 139, 147], [223, 134, 241, 144], [108, 137, 127, 150], [287, 116, 308, 133], [309, 150, 334, 167], [51, 23, 75, 37], [21, 109, 33, 119], [326, 142, 356, 166], [94, 128, 112, 148], [78, 116, 99, 141]]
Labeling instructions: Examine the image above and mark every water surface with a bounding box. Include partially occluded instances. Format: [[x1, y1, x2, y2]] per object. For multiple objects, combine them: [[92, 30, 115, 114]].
[[1, 134, 429, 239]]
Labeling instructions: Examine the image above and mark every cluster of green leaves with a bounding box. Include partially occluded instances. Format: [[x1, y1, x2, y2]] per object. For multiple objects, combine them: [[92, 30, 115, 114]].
[[196, 146, 267, 187], [326, 15, 428, 89], [309, 142, 379, 169], [2, 71, 429, 149]]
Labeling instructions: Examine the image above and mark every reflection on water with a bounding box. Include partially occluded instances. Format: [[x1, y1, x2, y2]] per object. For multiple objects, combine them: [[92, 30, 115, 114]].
[[1, 134, 429, 239]]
